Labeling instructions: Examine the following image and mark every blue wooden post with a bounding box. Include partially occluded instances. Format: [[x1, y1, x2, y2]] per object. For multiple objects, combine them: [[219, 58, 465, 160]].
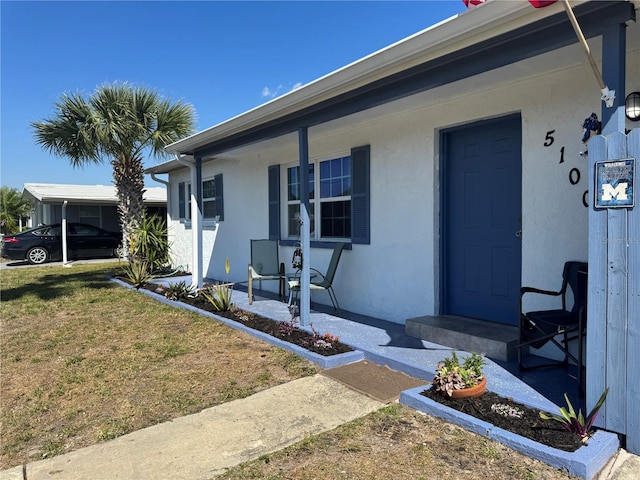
[[588, 128, 640, 455], [626, 129, 640, 454]]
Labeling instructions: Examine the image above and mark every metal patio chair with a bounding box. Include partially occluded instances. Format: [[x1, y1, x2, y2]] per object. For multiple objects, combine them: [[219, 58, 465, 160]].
[[288, 242, 346, 312], [248, 239, 284, 304]]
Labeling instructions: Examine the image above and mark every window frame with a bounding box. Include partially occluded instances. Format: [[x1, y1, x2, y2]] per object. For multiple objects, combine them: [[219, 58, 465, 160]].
[[178, 181, 192, 222], [177, 174, 224, 226], [285, 155, 352, 242]]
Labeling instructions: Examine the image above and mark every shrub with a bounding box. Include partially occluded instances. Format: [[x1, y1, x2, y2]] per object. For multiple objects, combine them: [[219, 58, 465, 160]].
[[118, 259, 154, 288], [199, 283, 234, 312], [129, 214, 171, 272]]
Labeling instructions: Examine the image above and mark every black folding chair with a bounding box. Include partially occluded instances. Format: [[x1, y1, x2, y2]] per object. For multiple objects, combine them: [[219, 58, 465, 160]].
[[517, 261, 588, 395]]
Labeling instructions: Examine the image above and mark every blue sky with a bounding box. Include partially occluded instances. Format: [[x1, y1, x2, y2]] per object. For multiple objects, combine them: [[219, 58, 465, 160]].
[[1, 1, 466, 191]]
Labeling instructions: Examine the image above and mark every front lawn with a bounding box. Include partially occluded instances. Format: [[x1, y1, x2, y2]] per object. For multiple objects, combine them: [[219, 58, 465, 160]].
[[0, 263, 316, 469]]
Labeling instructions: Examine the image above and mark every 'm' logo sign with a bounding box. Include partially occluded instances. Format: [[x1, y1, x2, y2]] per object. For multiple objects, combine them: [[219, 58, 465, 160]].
[[601, 182, 629, 201]]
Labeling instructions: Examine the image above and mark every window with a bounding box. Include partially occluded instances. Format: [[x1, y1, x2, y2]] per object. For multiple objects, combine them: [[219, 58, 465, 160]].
[[319, 157, 351, 238], [287, 164, 315, 237], [271, 145, 369, 244], [202, 177, 220, 220], [178, 182, 191, 221], [286, 157, 351, 239], [71, 224, 101, 236], [79, 205, 100, 224], [178, 174, 224, 222]]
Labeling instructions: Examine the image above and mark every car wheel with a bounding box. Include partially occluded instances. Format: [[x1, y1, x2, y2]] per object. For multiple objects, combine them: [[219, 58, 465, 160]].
[[27, 247, 49, 265], [113, 244, 124, 259]]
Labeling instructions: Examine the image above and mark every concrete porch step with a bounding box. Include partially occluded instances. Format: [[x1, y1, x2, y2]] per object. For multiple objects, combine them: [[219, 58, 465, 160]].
[[405, 315, 519, 362]]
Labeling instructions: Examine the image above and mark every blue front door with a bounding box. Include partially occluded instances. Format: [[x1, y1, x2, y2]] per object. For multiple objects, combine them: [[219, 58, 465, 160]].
[[442, 115, 522, 326]]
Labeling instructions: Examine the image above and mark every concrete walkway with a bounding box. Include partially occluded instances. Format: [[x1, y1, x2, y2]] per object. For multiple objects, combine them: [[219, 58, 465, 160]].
[[0, 376, 383, 480]]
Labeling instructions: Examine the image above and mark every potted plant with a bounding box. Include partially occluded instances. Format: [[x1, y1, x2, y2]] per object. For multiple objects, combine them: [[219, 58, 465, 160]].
[[432, 351, 486, 398]]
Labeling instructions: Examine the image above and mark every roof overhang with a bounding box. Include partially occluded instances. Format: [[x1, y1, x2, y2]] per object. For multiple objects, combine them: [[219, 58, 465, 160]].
[[161, 0, 636, 164], [22, 183, 167, 206]]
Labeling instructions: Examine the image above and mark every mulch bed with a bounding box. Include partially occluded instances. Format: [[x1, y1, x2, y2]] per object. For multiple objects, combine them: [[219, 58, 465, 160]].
[[140, 283, 353, 357], [421, 388, 584, 452]]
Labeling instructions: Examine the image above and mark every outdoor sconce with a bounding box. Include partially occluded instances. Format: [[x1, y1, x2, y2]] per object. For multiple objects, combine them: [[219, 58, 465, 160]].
[[625, 92, 640, 121]]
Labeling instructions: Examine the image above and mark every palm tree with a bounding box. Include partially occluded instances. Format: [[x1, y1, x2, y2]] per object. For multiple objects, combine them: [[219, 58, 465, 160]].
[[31, 82, 195, 256], [0, 186, 32, 235]]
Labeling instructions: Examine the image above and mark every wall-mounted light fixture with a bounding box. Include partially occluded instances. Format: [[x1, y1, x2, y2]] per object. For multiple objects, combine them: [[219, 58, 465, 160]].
[[625, 92, 640, 121]]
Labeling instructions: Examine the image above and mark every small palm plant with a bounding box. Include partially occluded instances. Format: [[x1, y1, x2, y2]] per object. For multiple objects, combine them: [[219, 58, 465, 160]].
[[539, 387, 609, 442]]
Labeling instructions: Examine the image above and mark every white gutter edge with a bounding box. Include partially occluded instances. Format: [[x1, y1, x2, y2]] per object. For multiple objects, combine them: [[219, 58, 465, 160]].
[[166, 0, 593, 154]]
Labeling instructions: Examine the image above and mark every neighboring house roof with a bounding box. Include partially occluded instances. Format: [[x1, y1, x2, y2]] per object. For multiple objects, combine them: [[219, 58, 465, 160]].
[[146, 0, 636, 176], [22, 183, 167, 206]]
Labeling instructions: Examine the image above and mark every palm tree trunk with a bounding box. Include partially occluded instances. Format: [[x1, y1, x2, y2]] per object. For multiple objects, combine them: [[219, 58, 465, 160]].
[[112, 156, 146, 259]]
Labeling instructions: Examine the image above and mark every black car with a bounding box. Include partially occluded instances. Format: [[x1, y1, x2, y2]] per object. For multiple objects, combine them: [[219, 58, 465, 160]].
[[1, 223, 122, 265]]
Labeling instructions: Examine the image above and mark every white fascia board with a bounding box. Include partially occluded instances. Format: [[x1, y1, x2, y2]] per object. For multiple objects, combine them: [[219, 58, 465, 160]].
[[22, 183, 166, 204], [166, 0, 590, 155], [145, 154, 230, 175]]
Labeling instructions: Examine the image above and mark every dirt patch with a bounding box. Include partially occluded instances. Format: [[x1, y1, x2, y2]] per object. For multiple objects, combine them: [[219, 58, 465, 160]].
[[217, 404, 580, 480], [422, 388, 584, 452]]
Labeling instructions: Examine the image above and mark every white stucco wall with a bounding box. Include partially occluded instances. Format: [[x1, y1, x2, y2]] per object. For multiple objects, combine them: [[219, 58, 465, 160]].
[[164, 26, 639, 326]]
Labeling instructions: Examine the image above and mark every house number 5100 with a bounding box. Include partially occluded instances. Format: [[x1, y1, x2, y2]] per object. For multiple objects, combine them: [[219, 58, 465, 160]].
[[544, 130, 588, 207]]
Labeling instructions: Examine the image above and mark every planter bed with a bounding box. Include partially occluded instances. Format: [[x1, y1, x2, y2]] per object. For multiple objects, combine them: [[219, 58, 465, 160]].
[[110, 277, 364, 369], [400, 385, 619, 480]]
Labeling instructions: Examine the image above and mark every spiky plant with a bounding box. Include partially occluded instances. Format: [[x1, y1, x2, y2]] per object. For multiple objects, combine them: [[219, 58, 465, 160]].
[[539, 387, 609, 442]]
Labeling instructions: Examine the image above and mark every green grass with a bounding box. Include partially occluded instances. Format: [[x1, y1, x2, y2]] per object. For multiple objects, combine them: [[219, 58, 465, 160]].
[[0, 262, 317, 469]]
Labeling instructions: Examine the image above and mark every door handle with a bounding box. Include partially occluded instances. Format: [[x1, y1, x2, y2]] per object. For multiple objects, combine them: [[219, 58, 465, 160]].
[[515, 230, 522, 238]]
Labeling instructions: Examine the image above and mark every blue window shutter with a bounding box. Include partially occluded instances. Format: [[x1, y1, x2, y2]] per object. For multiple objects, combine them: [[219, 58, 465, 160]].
[[268, 165, 280, 240], [351, 145, 370, 245], [178, 182, 186, 219], [214, 174, 224, 221]]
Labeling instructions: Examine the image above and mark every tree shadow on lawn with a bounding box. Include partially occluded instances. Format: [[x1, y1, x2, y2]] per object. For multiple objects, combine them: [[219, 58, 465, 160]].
[[1, 267, 120, 302]]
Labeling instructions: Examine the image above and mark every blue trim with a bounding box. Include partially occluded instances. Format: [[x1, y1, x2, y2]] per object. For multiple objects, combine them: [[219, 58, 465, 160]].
[[214, 173, 224, 221], [351, 145, 370, 245], [268, 165, 280, 240], [195, 157, 203, 217], [601, 22, 627, 134], [279, 239, 352, 250], [186, 2, 634, 159]]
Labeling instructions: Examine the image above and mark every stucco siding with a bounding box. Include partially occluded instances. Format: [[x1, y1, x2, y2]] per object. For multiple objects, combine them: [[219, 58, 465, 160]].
[[162, 24, 639, 325]]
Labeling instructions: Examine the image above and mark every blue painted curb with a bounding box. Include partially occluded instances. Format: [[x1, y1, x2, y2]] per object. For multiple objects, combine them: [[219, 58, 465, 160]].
[[109, 277, 364, 369], [400, 385, 619, 480]]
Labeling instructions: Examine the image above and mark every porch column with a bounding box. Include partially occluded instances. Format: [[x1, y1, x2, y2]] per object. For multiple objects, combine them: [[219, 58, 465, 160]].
[[298, 127, 311, 326], [62, 200, 69, 266], [191, 157, 204, 288], [600, 22, 626, 134]]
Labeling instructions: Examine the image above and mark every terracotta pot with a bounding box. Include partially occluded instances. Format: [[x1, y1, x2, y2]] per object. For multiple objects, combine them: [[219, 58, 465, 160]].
[[450, 376, 487, 399]]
